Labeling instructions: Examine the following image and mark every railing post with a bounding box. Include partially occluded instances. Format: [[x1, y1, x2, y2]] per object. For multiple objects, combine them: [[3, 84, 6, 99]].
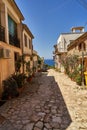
[[0, 25, 5, 42]]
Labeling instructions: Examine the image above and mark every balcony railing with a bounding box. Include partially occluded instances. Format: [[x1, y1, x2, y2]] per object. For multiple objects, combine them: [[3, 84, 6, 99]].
[[0, 25, 5, 42], [53, 48, 59, 54], [9, 33, 20, 48]]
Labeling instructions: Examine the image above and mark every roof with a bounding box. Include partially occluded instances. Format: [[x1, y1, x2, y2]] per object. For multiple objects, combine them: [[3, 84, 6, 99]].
[[71, 26, 84, 32], [57, 32, 84, 45], [8, 0, 24, 20], [23, 24, 34, 39]]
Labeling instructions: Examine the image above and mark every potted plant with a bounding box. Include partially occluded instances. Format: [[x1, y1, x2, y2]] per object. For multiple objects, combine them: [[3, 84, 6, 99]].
[[26, 61, 33, 82], [32, 67, 36, 77], [27, 70, 33, 82]]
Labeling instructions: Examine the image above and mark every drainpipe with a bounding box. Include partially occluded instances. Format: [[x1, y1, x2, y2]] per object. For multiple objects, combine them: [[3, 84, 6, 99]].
[[0, 3, 1, 25], [82, 43, 84, 86], [21, 23, 24, 74]]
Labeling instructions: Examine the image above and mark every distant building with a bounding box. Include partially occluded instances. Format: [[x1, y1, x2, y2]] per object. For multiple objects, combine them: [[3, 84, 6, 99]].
[[53, 27, 84, 72], [67, 32, 87, 71]]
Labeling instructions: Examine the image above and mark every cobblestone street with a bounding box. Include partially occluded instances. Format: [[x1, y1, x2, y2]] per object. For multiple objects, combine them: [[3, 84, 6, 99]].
[[0, 69, 87, 130]]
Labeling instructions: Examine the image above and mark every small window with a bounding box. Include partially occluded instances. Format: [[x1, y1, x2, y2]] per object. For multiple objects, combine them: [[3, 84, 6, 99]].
[[24, 34, 27, 47], [83, 43, 86, 51], [78, 42, 86, 51], [78, 43, 81, 51], [8, 15, 17, 36], [32, 44, 33, 50], [29, 39, 31, 49]]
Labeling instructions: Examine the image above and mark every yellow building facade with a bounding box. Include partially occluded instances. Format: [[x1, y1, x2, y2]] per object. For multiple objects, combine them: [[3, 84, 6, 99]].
[[0, 0, 24, 94], [0, 0, 39, 95], [22, 24, 34, 74]]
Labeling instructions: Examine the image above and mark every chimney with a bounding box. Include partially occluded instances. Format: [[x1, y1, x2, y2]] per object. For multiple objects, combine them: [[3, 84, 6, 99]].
[[71, 26, 84, 33]]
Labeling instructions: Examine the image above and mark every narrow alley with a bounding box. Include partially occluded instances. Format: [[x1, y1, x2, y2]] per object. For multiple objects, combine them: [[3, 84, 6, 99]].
[[0, 69, 87, 130]]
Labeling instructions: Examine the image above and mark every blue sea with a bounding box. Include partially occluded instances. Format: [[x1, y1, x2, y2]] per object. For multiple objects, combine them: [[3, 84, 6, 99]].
[[44, 59, 55, 66]]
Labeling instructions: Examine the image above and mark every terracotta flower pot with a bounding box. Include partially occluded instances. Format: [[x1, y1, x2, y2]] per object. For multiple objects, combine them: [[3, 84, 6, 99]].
[[27, 76, 32, 82]]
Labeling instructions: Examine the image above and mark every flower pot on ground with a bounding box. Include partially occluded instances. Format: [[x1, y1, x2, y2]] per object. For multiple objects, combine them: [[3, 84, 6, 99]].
[[27, 75, 32, 82], [17, 86, 26, 94], [32, 73, 35, 77]]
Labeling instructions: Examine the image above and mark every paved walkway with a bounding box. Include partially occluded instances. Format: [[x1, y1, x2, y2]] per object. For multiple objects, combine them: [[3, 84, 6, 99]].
[[0, 69, 87, 130]]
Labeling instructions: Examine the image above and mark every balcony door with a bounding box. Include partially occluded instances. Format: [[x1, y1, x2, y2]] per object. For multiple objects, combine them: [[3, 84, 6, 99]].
[[8, 15, 19, 46], [8, 15, 17, 37]]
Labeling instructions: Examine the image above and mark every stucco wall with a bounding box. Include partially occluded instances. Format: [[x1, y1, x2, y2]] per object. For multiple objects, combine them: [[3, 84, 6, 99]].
[[0, 42, 22, 93], [2, 0, 21, 23], [23, 30, 32, 55], [1, 0, 22, 44], [0, 0, 23, 94]]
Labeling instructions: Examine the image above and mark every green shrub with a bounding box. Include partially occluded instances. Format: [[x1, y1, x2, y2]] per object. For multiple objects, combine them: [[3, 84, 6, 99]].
[[1, 73, 27, 100], [2, 77, 19, 100], [12, 73, 26, 88], [75, 75, 82, 86]]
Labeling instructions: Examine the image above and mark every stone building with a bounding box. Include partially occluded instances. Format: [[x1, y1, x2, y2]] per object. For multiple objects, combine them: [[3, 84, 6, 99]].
[[53, 27, 84, 72]]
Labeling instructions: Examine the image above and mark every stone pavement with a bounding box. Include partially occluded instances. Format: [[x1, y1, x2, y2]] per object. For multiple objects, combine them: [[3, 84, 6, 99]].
[[0, 69, 87, 130], [49, 69, 87, 130]]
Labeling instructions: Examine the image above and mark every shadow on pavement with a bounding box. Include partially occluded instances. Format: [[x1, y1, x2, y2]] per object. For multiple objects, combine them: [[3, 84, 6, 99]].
[[41, 72, 72, 129], [0, 72, 72, 130]]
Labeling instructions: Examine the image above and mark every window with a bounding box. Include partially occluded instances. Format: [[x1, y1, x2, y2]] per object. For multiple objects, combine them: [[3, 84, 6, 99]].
[[24, 34, 27, 47], [78, 42, 86, 51], [8, 15, 20, 47], [29, 39, 31, 49], [32, 44, 33, 50], [8, 15, 17, 36]]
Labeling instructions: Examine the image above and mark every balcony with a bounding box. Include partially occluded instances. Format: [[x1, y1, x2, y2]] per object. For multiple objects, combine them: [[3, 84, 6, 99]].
[[53, 48, 59, 54], [23, 49, 32, 56], [33, 50, 37, 55], [9, 33, 20, 48], [53, 51, 55, 54], [0, 25, 5, 42]]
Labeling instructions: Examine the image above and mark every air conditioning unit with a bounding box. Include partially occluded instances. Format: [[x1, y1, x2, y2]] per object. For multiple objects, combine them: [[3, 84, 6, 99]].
[[0, 48, 10, 59]]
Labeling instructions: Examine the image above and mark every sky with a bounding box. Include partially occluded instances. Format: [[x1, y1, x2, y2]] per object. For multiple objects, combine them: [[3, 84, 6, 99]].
[[15, 0, 87, 59]]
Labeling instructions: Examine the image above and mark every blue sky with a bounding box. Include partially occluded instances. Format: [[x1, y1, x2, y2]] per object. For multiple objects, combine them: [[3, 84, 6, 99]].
[[15, 0, 87, 59]]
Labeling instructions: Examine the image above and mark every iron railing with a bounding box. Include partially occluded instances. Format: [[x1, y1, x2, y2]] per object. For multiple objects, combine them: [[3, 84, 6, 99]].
[[9, 32, 20, 48], [0, 24, 5, 42]]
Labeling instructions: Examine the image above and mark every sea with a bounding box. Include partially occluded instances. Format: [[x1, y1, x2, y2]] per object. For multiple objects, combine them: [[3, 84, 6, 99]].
[[44, 59, 55, 66]]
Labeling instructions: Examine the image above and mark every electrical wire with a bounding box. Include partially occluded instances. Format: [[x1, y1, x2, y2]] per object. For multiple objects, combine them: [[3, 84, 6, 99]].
[[76, 0, 87, 27], [76, 0, 87, 10]]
